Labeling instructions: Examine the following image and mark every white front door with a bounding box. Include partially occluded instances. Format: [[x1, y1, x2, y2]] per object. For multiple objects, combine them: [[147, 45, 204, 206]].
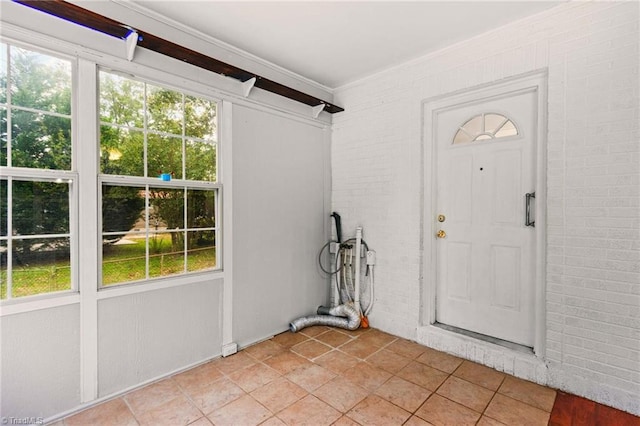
[[434, 86, 537, 347]]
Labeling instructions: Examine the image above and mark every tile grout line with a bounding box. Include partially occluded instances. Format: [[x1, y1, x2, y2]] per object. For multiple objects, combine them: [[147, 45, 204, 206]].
[[61, 328, 567, 425], [172, 376, 209, 424], [120, 395, 141, 426], [242, 338, 544, 426], [392, 354, 505, 423]]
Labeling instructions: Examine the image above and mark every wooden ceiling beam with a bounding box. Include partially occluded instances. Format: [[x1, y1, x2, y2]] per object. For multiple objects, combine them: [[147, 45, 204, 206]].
[[14, 0, 344, 114]]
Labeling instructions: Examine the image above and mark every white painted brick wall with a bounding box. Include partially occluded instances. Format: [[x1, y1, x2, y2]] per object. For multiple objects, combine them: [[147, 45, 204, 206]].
[[332, 1, 639, 415]]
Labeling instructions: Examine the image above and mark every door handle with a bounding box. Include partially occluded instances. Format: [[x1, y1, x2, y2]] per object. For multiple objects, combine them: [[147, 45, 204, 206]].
[[436, 230, 447, 238], [525, 192, 535, 227]]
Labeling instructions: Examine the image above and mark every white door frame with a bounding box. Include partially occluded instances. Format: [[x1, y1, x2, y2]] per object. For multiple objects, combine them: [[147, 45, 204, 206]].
[[421, 70, 548, 357]]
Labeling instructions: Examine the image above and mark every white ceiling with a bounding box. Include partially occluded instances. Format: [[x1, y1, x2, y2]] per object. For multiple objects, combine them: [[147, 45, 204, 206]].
[[132, 1, 563, 89]]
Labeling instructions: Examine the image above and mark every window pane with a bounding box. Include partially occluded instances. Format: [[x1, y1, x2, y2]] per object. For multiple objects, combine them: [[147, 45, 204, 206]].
[[12, 237, 71, 297], [185, 95, 216, 140], [10, 46, 71, 114], [99, 71, 144, 127], [187, 230, 215, 272], [148, 134, 183, 179], [98, 74, 220, 286], [495, 120, 518, 138], [461, 115, 483, 135], [484, 113, 507, 133], [0, 179, 6, 237], [0, 43, 7, 104], [102, 184, 144, 233], [102, 235, 146, 286], [0, 106, 6, 166], [187, 189, 215, 228], [147, 85, 182, 135], [149, 187, 184, 230], [100, 125, 144, 176], [149, 231, 184, 278], [11, 109, 71, 169], [453, 129, 472, 144], [186, 139, 216, 181], [13, 180, 70, 236], [0, 240, 6, 299]]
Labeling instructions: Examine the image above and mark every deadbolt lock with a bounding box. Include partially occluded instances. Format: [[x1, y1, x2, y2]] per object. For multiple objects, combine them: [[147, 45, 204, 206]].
[[437, 214, 446, 222], [436, 230, 446, 239]]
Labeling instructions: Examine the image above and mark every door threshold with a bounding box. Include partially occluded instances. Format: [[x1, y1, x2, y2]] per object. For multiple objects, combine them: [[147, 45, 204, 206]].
[[433, 322, 533, 355]]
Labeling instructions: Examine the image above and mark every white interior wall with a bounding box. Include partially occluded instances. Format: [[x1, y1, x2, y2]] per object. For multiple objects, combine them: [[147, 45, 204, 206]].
[[97, 280, 223, 397], [0, 305, 81, 419], [232, 104, 331, 348], [1, 0, 638, 420], [332, 1, 639, 415], [0, 3, 333, 421]]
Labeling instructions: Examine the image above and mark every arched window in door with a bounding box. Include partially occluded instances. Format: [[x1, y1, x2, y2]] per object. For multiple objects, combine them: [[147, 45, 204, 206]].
[[453, 113, 519, 144]]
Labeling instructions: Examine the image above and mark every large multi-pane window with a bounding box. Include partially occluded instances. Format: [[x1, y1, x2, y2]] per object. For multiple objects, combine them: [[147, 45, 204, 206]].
[[0, 42, 221, 300], [99, 71, 219, 286], [0, 42, 74, 299]]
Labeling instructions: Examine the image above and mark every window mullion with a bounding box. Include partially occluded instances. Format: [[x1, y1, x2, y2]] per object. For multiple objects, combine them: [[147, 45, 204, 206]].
[[76, 57, 99, 403], [6, 44, 11, 169], [182, 92, 187, 272], [144, 82, 149, 178], [216, 186, 221, 271], [184, 186, 188, 273], [182, 93, 186, 181], [145, 184, 150, 280], [6, 176, 13, 299]]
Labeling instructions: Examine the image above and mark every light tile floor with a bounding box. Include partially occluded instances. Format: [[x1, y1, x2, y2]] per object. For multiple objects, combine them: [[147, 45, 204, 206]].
[[56, 326, 563, 425]]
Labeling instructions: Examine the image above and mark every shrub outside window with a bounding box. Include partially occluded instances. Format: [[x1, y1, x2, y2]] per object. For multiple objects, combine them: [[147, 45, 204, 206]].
[[99, 70, 219, 287], [0, 42, 75, 299]]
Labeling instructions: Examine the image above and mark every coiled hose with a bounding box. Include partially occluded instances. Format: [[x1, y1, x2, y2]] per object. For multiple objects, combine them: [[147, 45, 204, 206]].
[[289, 303, 361, 333]]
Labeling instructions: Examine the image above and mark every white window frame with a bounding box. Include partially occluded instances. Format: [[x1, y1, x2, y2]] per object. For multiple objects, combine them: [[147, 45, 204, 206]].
[[0, 39, 79, 303], [97, 69, 222, 290], [0, 34, 226, 309]]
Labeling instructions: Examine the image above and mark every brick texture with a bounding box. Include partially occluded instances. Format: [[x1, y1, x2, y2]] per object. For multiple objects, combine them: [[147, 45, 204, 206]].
[[331, 2, 639, 415]]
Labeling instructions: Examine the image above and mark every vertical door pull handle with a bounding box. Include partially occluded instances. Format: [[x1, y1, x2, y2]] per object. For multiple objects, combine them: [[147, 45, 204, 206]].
[[525, 192, 535, 227]]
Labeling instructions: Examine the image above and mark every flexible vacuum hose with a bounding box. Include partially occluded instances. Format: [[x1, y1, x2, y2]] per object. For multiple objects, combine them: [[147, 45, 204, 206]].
[[289, 303, 361, 333], [331, 212, 343, 243]]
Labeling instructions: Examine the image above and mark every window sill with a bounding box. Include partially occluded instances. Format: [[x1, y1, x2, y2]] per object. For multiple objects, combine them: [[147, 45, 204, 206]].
[[0, 270, 225, 316], [97, 269, 225, 300], [0, 292, 80, 316]]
